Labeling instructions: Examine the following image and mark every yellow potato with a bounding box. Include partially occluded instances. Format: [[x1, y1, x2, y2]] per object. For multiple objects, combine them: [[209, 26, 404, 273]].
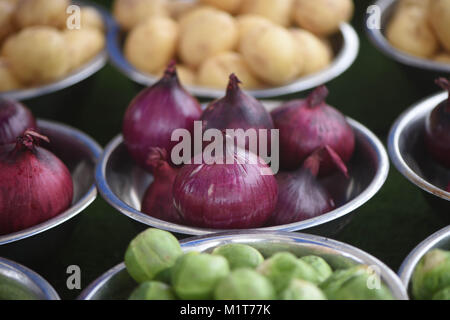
[[239, 24, 300, 85], [292, 0, 354, 36], [200, 0, 242, 14], [124, 17, 178, 74], [178, 7, 238, 68], [14, 0, 69, 29], [433, 52, 450, 64], [63, 28, 105, 71], [0, 58, 22, 92], [79, 7, 104, 31], [166, 0, 198, 19], [290, 29, 333, 75], [197, 52, 263, 89], [0, 1, 15, 44], [240, 0, 293, 27], [113, 0, 167, 31], [387, 5, 438, 58], [1, 26, 70, 85], [236, 14, 274, 41], [429, 0, 450, 52]]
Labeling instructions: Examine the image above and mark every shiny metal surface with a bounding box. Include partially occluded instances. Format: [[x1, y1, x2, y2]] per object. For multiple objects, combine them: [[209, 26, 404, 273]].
[[78, 231, 408, 300], [0, 120, 102, 262], [0, 257, 60, 300], [388, 92, 450, 215], [366, 0, 450, 74], [0, 1, 113, 101], [398, 225, 450, 297], [96, 101, 389, 236], [107, 12, 359, 98]]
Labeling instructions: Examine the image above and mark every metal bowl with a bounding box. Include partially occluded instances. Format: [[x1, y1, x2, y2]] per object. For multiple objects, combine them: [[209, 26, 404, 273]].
[[0, 257, 60, 300], [107, 10, 359, 98], [0, 1, 113, 102], [398, 225, 450, 298], [0, 119, 102, 263], [388, 91, 450, 218], [78, 231, 408, 300], [366, 0, 450, 74], [96, 101, 389, 237]]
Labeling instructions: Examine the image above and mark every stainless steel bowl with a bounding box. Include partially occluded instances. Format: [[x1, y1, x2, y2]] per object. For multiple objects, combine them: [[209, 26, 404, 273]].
[[366, 0, 450, 74], [107, 10, 359, 98], [0, 257, 60, 300], [78, 231, 408, 300], [388, 91, 450, 217], [0, 1, 113, 101], [0, 119, 102, 263], [96, 101, 389, 236], [398, 225, 450, 298]]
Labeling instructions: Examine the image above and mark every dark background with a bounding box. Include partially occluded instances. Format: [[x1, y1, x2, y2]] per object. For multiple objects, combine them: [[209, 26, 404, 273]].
[[15, 0, 449, 299]]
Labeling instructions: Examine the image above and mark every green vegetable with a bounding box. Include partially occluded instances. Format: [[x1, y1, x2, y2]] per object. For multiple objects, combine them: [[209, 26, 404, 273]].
[[171, 252, 230, 300], [279, 279, 327, 300], [128, 281, 176, 300], [320, 265, 394, 300], [300, 255, 333, 283], [124, 228, 183, 283], [432, 286, 450, 300], [214, 268, 276, 300], [257, 252, 319, 292], [212, 243, 264, 270], [412, 249, 450, 300]]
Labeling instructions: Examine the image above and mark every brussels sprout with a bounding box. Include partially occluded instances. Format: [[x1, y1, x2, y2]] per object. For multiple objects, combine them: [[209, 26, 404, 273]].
[[212, 244, 264, 270], [124, 228, 183, 283], [128, 281, 176, 300], [412, 249, 450, 300], [320, 265, 394, 300], [257, 252, 318, 292], [300, 255, 333, 283], [214, 268, 276, 300], [432, 286, 450, 300], [279, 279, 327, 300], [171, 252, 230, 300]]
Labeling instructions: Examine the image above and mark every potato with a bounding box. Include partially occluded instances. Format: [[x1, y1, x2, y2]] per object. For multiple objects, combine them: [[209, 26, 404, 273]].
[[1, 26, 70, 85], [124, 17, 178, 74], [429, 0, 450, 52], [239, 24, 300, 85], [113, 0, 167, 31], [387, 5, 438, 58], [166, 0, 198, 19], [197, 52, 263, 89], [79, 7, 104, 31], [292, 0, 354, 36], [290, 29, 332, 75], [0, 1, 15, 44], [0, 58, 22, 92], [14, 0, 69, 29], [433, 53, 450, 64], [200, 0, 242, 14], [240, 0, 293, 27], [63, 28, 105, 71], [178, 7, 238, 68], [236, 14, 273, 41]]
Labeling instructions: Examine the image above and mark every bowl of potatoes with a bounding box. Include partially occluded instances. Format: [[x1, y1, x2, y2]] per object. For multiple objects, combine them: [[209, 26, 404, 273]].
[[108, 0, 360, 98], [366, 0, 450, 74], [0, 0, 111, 101]]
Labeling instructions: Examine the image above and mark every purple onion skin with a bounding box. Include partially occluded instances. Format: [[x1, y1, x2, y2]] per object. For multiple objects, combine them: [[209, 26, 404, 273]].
[[0, 99, 37, 145], [0, 131, 73, 235], [123, 63, 202, 172], [425, 78, 450, 168], [271, 86, 355, 174], [172, 149, 278, 229]]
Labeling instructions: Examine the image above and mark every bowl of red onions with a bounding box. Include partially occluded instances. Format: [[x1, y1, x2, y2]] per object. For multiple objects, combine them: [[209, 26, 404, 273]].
[[0, 99, 102, 263], [388, 78, 450, 219], [96, 65, 389, 237]]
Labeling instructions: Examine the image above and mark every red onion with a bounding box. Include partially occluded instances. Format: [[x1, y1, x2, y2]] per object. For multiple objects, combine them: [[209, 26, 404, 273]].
[[201, 74, 274, 154], [271, 86, 355, 174], [141, 148, 183, 224], [0, 130, 73, 235], [446, 183, 450, 193], [267, 146, 348, 226], [172, 136, 278, 229], [425, 78, 450, 168], [123, 62, 202, 172], [0, 99, 37, 145]]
